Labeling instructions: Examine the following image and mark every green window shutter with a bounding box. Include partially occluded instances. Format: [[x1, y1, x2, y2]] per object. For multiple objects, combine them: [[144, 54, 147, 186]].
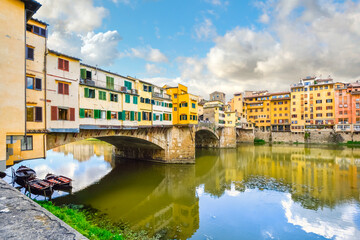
[[153, 113, 156, 120], [169, 114, 172, 121], [138, 112, 141, 121], [125, 94, 130, 103], [111, 78, 114, 90], [161, 114, 163, 121], [104, 92, 106, 101], [99, 91, 102, 100], [125, 81, 132, 90], [170, 103, 173, 108], [130, 111, 134, 121], [94, 109, 99, 119], [106, 76, 109, 89], [122, 110, 126, 120], [107, 111, 111, 120], [79, 108, 85, 118], [84, 88, 89, 98], [118, 111, 122, 120], [133, 96, 138, 104], [80, 69, 86, 79]]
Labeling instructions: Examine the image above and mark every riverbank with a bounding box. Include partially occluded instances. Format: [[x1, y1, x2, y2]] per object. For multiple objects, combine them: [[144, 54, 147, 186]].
[[37, 201, 159, 240], [0, 179, 86, 240]]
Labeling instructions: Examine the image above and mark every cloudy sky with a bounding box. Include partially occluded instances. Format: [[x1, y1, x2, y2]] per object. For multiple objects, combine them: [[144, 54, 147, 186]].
[[34, 0, 360, 99]]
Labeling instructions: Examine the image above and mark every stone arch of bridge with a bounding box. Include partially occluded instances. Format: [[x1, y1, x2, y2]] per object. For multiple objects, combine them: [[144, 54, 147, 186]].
[[46, 129, 168, 151], [195, 128, 220, 148]]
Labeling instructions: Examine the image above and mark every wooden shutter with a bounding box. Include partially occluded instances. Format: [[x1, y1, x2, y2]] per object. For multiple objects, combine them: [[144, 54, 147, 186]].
[[122, 110, 126, 120], [58, 58, 63, 69], [94, 110, 100, 119], [153, 113, 156, 120], [79, 108, 85, 118], [35, 78, 42, 90], [70, 108, 75, 121], [138, 112, 141, 121], [64, 83, 69, 95], [84, 88, 89, 98], [130, 111, 134, 121], [118, 111, 122, 120], [35, 107, 42, 122], [107, 111, 111, 120], [51, 106, 58, 120], [169, 114, 172, 121], [64, 60, 69, 71], [80, 69, 86, 79], [58, 82, 63, 94]]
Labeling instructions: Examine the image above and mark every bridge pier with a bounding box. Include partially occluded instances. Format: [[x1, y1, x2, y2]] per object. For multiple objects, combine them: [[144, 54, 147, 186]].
[[219, 127, 237, 148]]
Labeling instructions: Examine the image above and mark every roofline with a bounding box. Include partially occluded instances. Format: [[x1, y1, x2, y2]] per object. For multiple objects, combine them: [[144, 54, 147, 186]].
[[22, 0, 42, 20], [80, 63, 128, 79], [48, 49, 81, 61], [30, 17, 49, 26]]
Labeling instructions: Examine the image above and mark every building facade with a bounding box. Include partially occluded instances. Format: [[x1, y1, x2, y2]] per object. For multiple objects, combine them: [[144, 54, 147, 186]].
[[244, 91, 271, 131], [164, 84, 199, 125], [210, 91, 226, 104], [78, 64, 139, 129], [152, 86, 173, 126], [46, 50, 80, 133], [290, 77, 335, 132], [0, 0, 41, 170], [270, 92, 291, 132], [203, 101, 225, 126]]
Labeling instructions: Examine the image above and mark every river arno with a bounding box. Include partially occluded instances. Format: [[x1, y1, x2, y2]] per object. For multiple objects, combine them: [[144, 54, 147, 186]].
[[5, 140, 360, 239]]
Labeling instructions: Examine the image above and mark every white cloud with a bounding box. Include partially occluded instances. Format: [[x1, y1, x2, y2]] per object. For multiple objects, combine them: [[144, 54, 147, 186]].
[[127, 46, 168, 63], [33, 0, 121, 67], [259, 13, 270, 24], [282, 194, 360, 240], [145, 63, 163, 75], [205, 0, 229, 7], [81, 31, 122, 66], [194, 18, 217, 41], [174, 0, 360, 99], [36, 0, 108, 34]]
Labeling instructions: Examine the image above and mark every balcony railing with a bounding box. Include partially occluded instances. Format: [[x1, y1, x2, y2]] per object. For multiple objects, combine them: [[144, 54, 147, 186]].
[[152, 92, 171, 100]]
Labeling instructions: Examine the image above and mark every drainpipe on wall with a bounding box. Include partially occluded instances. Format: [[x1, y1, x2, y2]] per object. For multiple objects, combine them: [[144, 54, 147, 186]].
[[24, 9, 27, 139], [43, 25, 48, 157]]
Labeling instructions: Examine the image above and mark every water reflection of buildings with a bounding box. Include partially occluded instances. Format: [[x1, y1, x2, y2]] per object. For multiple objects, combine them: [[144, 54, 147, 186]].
[[16, 140, 360, 239], [53, 140, 115, 164]]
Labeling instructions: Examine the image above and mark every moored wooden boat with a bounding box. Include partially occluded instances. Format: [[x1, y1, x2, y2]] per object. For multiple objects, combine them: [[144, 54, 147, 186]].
[[25, 178, 53, 197], [45, 173, 72, 190], [14, 165, 36, 187]]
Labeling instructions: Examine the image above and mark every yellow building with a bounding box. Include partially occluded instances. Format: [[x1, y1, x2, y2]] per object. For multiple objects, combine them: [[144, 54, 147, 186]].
[[0, 0, 41, 170], [244, 91, 271, 131], [290, 77, 335, 132], [164, 84, 199, 125], [225, 111, 236, 127], [129, 77, 153, 126], [231, 92, 244, 117], [270, 92, 291, 132]]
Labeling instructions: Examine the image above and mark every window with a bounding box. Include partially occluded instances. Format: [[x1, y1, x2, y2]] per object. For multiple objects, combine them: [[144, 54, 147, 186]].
[[316, 100, 322, 104], [58, 82, 69, 95], [142, 112, 152, 121], [326, 99, 333, 103], [26, 24, 47, 37], [180, 114, 188, 120], [53, 107, 75, 121], [174, 107, 177, 111], [140, 97, 144, 103], [124, 81, 132, 90], [327, 92, 331, 96], [192, 103, 196, 108], [174, 94, 177, 99], [143, 85, 152, 92], [58, 58, 69, 71], [106, 76, 114, 90], [21, 136, 33, 151], [110, 93, 118, 102], [356, 103, 360, 109], [58, 108, 68, 120], [84, 109, 93, 118], [99, 91, 106, 100], [125, 94, 130, 103], [145, 98, 150, 104], [80, 69, 92, 80], [26, 46, 34, 60], [26, 77, 42, 90], [26, 106, 42, 122]]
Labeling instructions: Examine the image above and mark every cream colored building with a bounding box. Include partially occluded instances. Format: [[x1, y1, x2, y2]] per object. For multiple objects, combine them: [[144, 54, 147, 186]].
[[0, 0, 41, 170], [46, 49, 80, 132], [79, 64, 139, 129], [152, 86, 173, 126], [203, 100, 225, 126]]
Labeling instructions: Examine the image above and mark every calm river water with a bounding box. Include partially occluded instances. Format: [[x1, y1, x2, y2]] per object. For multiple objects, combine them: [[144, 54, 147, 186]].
[[5, 141, 360, 239]]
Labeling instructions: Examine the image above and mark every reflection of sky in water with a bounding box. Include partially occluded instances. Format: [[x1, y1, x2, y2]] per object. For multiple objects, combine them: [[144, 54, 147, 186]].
[[192, 183, 360, 240], [4, 149, 112, 199]]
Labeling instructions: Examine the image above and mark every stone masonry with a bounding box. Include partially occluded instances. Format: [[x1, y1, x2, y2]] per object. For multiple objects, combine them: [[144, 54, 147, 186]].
[[0, 179, 86, 240]]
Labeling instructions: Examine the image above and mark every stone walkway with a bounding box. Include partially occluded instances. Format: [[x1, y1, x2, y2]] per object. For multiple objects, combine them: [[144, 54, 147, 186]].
[[0, 179, 87, 240]]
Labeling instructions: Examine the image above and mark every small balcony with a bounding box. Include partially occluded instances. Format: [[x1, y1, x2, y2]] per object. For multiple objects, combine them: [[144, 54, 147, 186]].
[[152, 92, 171, 100]]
